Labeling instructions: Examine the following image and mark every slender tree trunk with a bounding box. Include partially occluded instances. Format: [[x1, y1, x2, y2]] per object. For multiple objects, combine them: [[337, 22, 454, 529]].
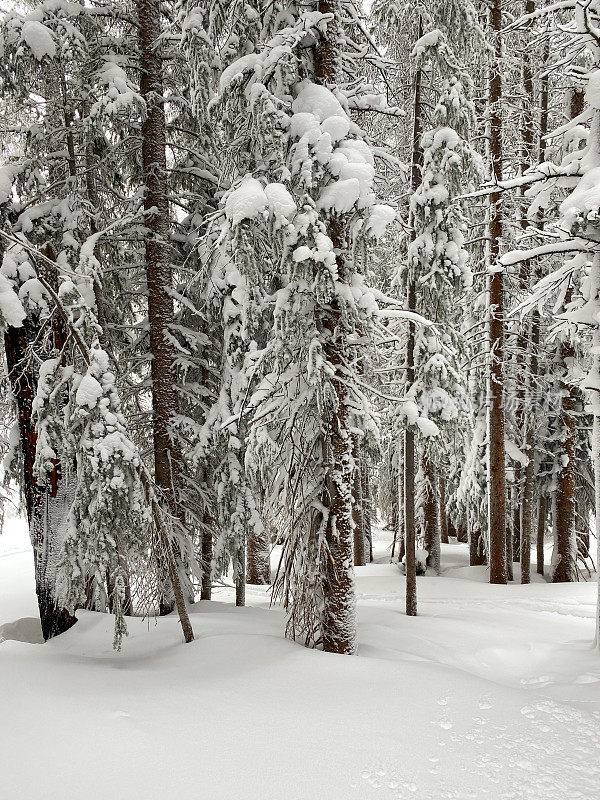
[[137, 0, 190, 611], [487, 0, 507, 584], [422, 454, 441, 575], [404, 14, 424, 616], [537, 494, 546, 576], [439, 476, 449, 544], [506, 514, 514, 581], [352, 437, 366, 566], [361, 459, 373, 562], [315, 1, 356, 654], [201, 524, 213, 600]]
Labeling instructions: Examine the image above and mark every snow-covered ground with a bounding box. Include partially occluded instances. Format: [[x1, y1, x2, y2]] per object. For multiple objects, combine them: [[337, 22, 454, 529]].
[[1, 517, 599, 800]]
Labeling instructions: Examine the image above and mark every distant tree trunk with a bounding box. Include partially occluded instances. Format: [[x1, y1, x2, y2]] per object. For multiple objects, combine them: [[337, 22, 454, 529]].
[[439, 476, 449, 544], [422, 454, 441, 575], [512, 489, 521, 564], [236, 537, 246, 607], [361, 460, 373, 562], [487, 0, 508, 585], [247, 523, 271, 585], [506, 517, 514, 581], [404, 13, 424, 617], [137, 0, 191, 611], [537, 494, 546, 576], [469, 526, 487, 567], [200, 508, 213, 600], [352, 438, 366, 566], [457, 522, 468, 544], [315, 0, 356, 654]]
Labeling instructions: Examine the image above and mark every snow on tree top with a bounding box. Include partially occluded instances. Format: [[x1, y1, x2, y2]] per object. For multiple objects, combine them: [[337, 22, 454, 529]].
[[20, 20, 56, 61]]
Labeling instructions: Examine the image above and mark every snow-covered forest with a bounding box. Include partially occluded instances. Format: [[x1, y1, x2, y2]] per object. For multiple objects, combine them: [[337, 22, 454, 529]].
[[1, 1, 600, 798]]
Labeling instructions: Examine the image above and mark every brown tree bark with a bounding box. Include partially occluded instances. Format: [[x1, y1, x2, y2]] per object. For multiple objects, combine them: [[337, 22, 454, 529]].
[[315, 1, 356, 654], [361, 460, 373, 562], [404, 13, 424, 616], [537, 494, 547, 576], [137, 0, 190, 611], [352, 436, 366, 566], [487, 0, 508, 584], [247, 523, 271, 585], [469, 527, 487, 567], [551, 88, 582, 583], [3, 317, 77, 640], [439, 476, 449, 544], [422, 454, 441, 575]]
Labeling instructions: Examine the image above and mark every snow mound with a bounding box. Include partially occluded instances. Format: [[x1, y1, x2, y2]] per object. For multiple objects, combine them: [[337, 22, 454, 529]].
[[0, 617, 43, 644]]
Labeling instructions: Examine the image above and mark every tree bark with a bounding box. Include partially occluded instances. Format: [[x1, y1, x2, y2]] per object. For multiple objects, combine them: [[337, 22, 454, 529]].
[[247, 523, 271, 585], [352, 437, 366, 566], [487, 0, 508, 584], [404, 13, 424, 616], [439, 476, 449, 544], [469, 526, 487, 567], [537, 494, 546, 576], [137, 0, 190, 611], [422, 454, 441, 575], [3, 320, 77, 640], [315, 1, 356, 654]]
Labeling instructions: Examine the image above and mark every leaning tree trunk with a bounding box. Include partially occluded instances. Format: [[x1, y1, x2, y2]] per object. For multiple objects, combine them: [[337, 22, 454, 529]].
[[487, 0, 508, 585], [315, 0, 356, 655], [137, 0, 191, 611]]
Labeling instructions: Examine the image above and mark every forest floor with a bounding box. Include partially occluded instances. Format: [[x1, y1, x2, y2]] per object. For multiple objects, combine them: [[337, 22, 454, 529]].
[[1, 514, 599, 800]]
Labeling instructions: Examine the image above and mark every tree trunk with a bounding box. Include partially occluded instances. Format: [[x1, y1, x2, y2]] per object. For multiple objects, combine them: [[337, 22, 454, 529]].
[[352, 438, 366, 566], [247, 523, 271, 585], [439, 476, 449, 544], [404, 13, 424, 616], [469, 526, 487, 567], [361, 460, 373, 562], [487, 0, 507, 585], [137, 0, 190, 611], [315, 1, 356, 654], [422, 454, 441, 575], [3, 320, 77, 640], [537, 494, 546, 576]]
